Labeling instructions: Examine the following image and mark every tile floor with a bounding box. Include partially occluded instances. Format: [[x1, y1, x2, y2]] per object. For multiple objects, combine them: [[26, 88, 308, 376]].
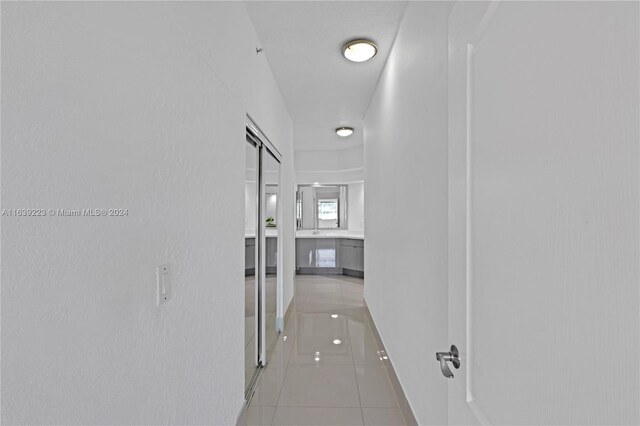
[[238, 275, 410, 426]]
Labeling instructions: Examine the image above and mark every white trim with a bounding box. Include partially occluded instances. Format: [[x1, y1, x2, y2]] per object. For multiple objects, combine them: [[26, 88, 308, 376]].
[[247, 114, 282, 162]]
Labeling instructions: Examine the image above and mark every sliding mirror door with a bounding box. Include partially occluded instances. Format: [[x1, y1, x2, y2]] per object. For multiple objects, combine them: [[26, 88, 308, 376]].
[[245, 120, 283, 397], [244, 137, 260, 395], [262, 149, 280, 363]]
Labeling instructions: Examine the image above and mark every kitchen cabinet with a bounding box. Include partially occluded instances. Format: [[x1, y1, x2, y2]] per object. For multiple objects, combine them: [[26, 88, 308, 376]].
[[295, 237, 363, 277], [246, 236, 278, 275], [266, 236, 277, 274], [245, 238, 255, 276], [339, 239, 364, 277], [296, 238, 315, 268], [296, 238, 340, 274]]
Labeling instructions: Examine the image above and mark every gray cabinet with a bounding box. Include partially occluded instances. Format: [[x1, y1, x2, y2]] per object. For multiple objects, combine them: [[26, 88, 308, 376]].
[[245, 238, 255, 276], [296, 238, 316, 268], [315, 239, 338, 268], [340, 245, 357, 270], [246, 236, 278, 275], [339, 239, 364, 277], [296, 238, 340, 274], [266, 236, 277, 273], [296, 238, 364, 277]]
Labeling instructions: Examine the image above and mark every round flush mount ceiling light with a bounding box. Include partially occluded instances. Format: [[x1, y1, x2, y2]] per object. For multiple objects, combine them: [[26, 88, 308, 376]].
[[335, 127, 354, 137], [342, 39, 377, 62]]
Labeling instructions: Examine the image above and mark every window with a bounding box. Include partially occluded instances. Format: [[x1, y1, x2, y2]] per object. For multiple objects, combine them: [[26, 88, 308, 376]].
[[318, 199, 338, 228], [318, 199, 338, 221]]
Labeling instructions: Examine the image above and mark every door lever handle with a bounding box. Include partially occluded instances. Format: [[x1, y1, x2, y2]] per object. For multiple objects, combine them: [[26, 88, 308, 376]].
[[436, 345, 460, 379]]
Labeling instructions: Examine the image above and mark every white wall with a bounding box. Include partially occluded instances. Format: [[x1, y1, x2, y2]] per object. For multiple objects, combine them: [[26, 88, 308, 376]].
[[1, 2, 294, 424], [295, 146, 364, 174], [296, 168, 365, 185], [295, 147, 364, 184], [363, 2, 451, 425], [348, 182, 365, 232], [293, 124, 364, 184]]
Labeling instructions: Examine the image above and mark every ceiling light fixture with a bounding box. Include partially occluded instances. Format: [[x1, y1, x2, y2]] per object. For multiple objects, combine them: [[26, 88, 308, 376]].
[[333, 339, 342, 345], [342, 39, 378, 62], [335, 127, 354, 137]]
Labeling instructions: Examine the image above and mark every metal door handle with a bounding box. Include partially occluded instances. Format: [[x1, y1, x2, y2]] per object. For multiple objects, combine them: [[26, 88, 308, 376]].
[[436, 345, 460, 378]]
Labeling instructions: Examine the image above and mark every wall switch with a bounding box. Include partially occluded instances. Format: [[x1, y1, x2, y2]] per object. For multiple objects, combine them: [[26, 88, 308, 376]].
[[157, 263, 172, 306]]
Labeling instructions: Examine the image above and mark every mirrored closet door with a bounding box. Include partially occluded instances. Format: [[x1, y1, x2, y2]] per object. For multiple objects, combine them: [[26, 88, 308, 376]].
[[244, 136, 259, 395], [244, 119, 282, 398]]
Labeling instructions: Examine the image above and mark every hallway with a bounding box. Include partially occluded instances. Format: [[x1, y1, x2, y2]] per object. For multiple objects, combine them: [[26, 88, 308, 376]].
[[239, 276, 411, 426], [3, 1, 639, 424]]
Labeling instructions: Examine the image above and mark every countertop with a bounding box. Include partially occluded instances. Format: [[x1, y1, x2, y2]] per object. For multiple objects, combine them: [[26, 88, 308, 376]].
[[245, 229, 365, 240], [245, 229, 278, 239], [295, 230, 364, 240]]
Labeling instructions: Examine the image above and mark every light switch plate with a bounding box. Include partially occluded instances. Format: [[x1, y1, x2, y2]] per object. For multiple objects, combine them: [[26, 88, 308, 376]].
[[157, 263, 172, 306]]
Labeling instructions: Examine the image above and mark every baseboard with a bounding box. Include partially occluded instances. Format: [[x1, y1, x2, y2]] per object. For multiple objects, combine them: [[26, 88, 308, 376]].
[[282, 296, 295, 331], [363, 301, 418, 426], [235, 398, 249, 426], [342, 268, 364, 278], [296, 267, 364, 277], [296, 267, 342, 275], [284, 297, 295, 322]]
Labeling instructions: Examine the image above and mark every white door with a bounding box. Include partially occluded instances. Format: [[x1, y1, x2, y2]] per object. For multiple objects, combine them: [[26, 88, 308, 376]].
[[447, 1, 639, 424]]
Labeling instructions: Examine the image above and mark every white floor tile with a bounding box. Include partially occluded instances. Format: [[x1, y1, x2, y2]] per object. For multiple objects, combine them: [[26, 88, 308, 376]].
[[362, 407, 406, 426], [272, 407, 364, 426], [244, 275, 413, 426], [355, 365, 399, 408], [289, 334, 353, 365], [278, 364, 360, 407], [242, 405, 276, 426], [251, 367, 287, 407]]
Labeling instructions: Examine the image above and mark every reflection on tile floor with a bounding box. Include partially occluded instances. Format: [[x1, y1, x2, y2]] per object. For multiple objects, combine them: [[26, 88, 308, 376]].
[[238, 275, 410, 426]]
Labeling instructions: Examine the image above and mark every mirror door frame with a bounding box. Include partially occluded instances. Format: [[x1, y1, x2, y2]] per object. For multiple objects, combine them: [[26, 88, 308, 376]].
[[246, 116, 283, 370]]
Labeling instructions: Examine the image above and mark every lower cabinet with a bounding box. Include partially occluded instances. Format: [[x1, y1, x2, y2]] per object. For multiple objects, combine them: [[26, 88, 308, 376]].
[[296, 238, 340, 274], [245, 238, 255, 276], [246, 237, 278, 275], [296, 238, 316, 268], [296, 238, 364, 277], [339, 239, 364, 278], [266, 237, 277, 274]]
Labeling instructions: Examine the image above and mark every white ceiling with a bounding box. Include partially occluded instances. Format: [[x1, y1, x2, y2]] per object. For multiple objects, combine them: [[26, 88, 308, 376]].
[[246, 1, 408, 150]]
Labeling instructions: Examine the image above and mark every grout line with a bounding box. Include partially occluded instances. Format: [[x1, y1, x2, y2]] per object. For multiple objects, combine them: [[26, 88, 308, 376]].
[[361, 304, 413, 425], [274, 404, 364, 409]]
